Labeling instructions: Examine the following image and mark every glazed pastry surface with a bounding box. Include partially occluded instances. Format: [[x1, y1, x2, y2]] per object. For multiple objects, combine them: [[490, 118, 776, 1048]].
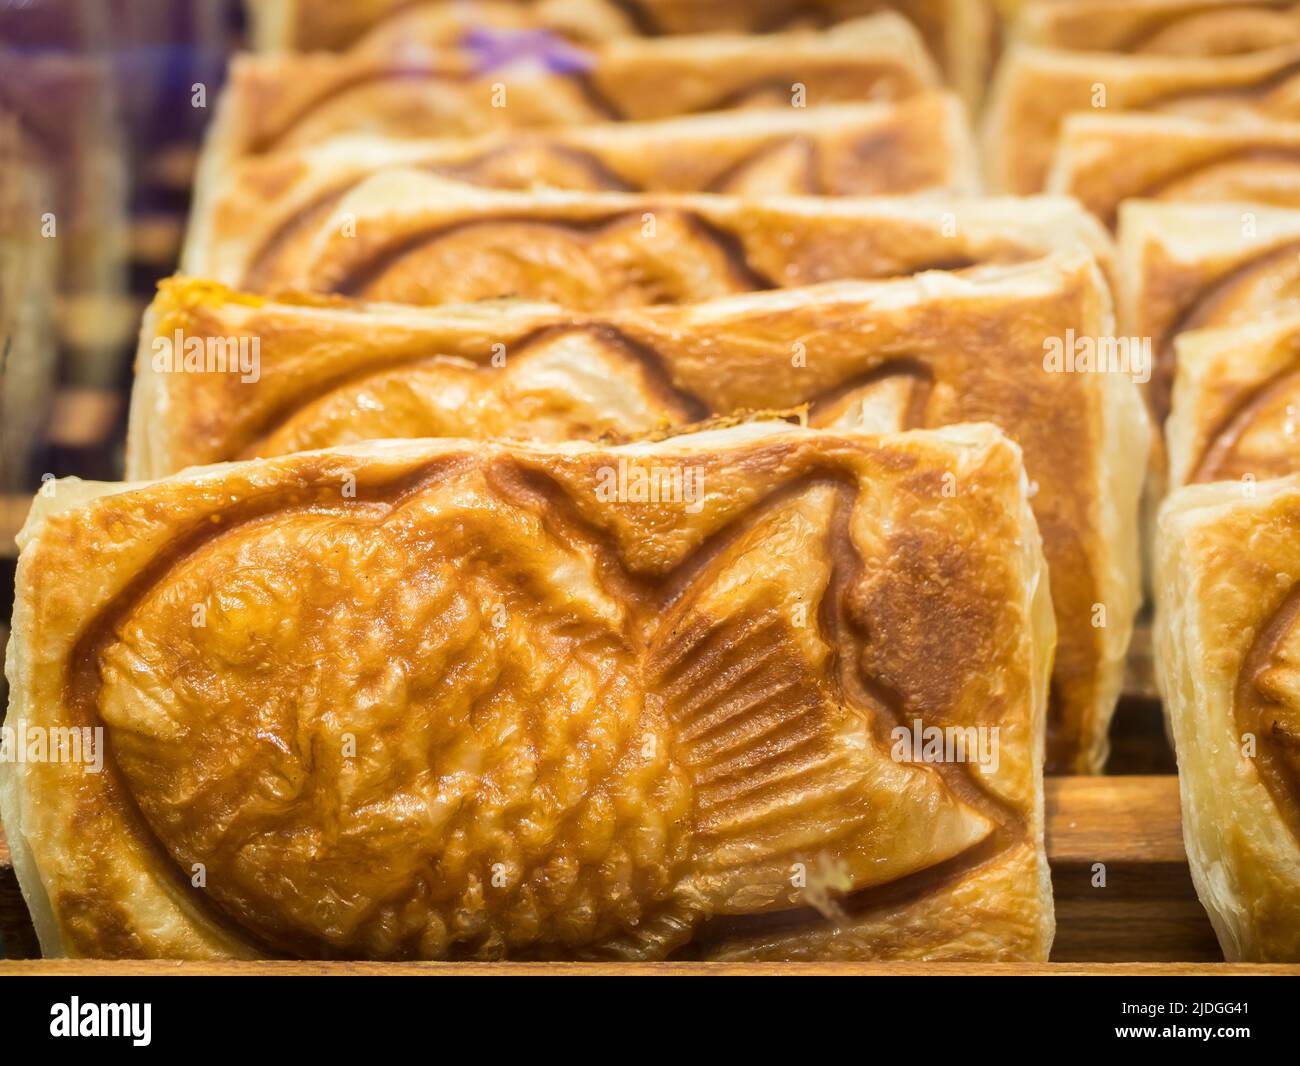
[[186, 171, 1112, 302], [208, 15, 937, 167], [1168, 313, 1300, 488], [129, 251, 1146, 774], [1156, 474, 1300, 961], [0, 423, 1053, 960], [1049, 113, 1300, 230], [1015, 0, 1300, 56], [187, 95, 979, 289], [983, 42, 1300, 193], [244, 0, 992, 103], [1118, 200, 1300, 428]]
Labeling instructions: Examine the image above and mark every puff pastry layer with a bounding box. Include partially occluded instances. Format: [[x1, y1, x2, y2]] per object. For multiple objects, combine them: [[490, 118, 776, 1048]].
[[1168, 314, 1300, 488], [1049, 113, 1300, 230], [203, 14, 937, 185], [983, 42, 1300, 193], [1156, 475, 1300, 961], [128, 250, 1147, 774], [1013, 0, 1300, 55], [187, 95, 979, 288], [1, 422, 1054, 960], [245, 0, 993, 104], [1118, 200, 1300, 427], [185, 171, 1113, 303]]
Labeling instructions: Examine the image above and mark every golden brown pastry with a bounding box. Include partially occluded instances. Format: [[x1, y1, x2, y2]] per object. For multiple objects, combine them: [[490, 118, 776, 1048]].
[[203, 14, 937, 182], [187, 95, 980, 291], [0, 422, 1055, 960], [1167, 314, 1300, 488], [244, 0, 993, 106], [128, 250, 1147, 774], [1013, 0, 1300, 55], [983, 42, 1300, 193], [194, 16, 942, 257], [185, 170, 1113, 300], [1155, 474, 1300, 961], [1117, 199, 1300, 427], [1049, 113, 1300, 229]]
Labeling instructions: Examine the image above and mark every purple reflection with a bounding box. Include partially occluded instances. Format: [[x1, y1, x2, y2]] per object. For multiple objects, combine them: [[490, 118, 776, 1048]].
[[461, 26, 593, 75]]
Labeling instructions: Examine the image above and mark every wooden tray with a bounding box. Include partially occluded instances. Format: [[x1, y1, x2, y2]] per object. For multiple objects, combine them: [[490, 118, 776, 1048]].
[[6, 774, 1288, 973]]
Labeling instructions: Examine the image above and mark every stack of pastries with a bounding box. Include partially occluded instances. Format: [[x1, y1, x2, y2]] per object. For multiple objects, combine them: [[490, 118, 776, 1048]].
[[993, 0, 1300, 961], [0, 0, 1295, 964]]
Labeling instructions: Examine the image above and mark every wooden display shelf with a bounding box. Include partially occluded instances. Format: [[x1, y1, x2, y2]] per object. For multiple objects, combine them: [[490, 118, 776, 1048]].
[[4, 774, 1284, 973]]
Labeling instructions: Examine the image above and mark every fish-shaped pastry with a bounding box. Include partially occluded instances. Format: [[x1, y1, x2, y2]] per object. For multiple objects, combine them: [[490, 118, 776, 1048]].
[[129, 250, 1143, 774], [1157, 472, 1300, 960], [985, 40, 1300, 193], [245, 0, 993, 105], [0, 423, 1054, 960], [1167, 312, 1300, 489], [191, 95, 978, 292], [1050, 113, 1300, 231], [1118, 200, 1300, 429], [183, 167, 1111, 301], [198, 14, 938, 199]]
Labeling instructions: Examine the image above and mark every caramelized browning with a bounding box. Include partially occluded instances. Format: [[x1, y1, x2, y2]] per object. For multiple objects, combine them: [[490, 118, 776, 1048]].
[[1190, 366, 1300, 483], [280, 178, 1096, 309], [1021, 0, 1300, 55], [1239, 584, 1300, 841], [228, 180, 1089, 300], [134, 253, 1134, 774], [1153, 241, 1300, 425], [1119, 203, 1300, 429], [207, 95, 973, 291], [987, 42, 1300, 193], [1157, 472, 1300, 960], [1052, 115, 1300, 230], [11, 428, 1050, 959], [221, 16, 937, 162], [134, 250, 1138, 769], [332, 211, 774, 309]]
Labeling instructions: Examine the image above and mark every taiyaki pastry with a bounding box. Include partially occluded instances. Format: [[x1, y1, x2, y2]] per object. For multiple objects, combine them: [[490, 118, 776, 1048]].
[[129, 249, 1146, 774], [244, 0, 993, 104], [1167, 313, 1300, 489], [984, 41, 1300, 193], [1117, 199, 1300, 428], [0, 422, 1054, 960], [199, 14, 939, 198], [1011, 0, 1300, 56], [1049, 113, 1300, 230], [184, 169, 1112, 301], [188, 94, 979, 292], [1155, 472, 1300, 960]]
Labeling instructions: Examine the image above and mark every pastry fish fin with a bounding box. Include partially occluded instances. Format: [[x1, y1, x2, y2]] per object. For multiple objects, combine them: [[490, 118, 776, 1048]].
[[648, 485, 995, 916]]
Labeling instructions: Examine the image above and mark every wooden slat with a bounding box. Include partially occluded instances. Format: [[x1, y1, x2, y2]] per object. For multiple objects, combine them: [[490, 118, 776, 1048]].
[[1045, 776, 1219, 961], [1, 959, 1294, 976], [1046, 775, 1183, 864]]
